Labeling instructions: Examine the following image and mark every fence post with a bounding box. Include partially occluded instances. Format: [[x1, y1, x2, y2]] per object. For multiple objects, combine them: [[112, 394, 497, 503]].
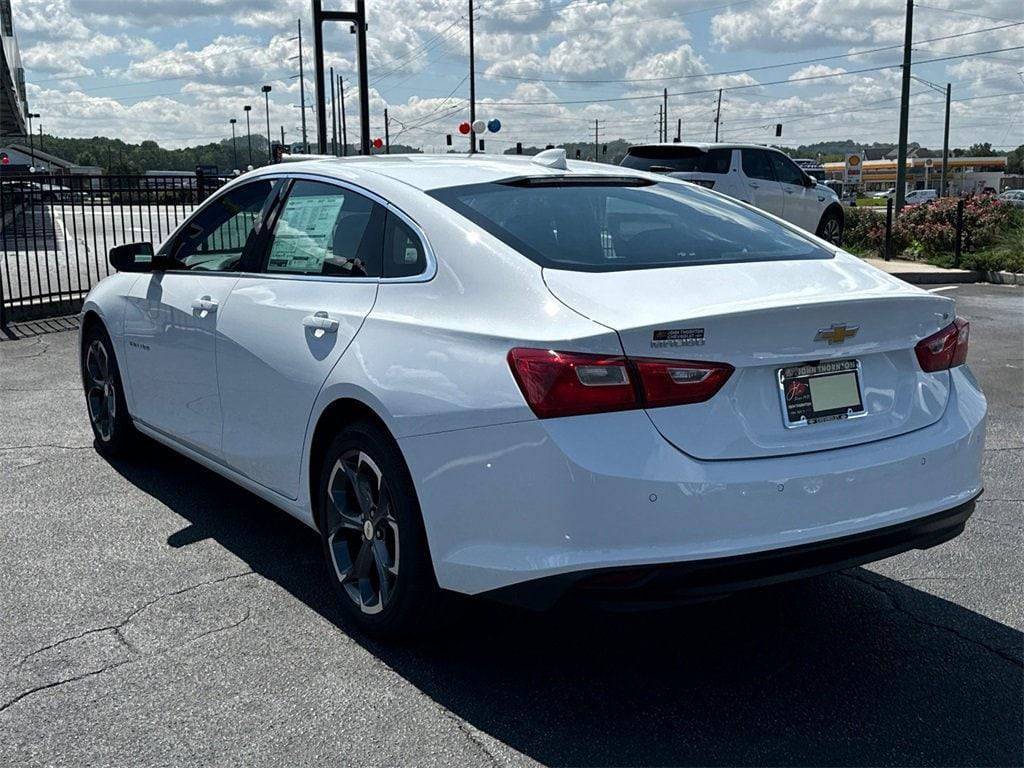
[[954, 198, 964, 268], [884, 198, 893, 261]]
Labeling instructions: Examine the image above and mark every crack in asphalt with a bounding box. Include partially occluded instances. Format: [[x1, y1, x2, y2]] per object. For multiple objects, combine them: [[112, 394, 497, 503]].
[[843, 571, 1022, 669], [0, 570, 256, 716], [0, 444, 93, 452]]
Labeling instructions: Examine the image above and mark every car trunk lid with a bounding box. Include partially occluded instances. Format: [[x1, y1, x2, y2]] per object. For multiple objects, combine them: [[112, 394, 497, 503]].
[[543, 255, 956, 460]]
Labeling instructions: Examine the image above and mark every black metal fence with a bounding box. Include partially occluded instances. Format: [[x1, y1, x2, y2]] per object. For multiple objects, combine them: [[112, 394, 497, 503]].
[[0, 172, 234, 325]]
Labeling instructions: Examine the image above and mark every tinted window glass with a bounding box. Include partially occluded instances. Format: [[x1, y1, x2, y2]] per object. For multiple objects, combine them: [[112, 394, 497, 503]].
[[168, 180, 274, 271], [742, 150, 776, 182], [383, 214, 427, 278], [429, 180, 830, 273], [768, 152, 806, 186], [265, 181, 383, 277], [621, 147, 732, 174]]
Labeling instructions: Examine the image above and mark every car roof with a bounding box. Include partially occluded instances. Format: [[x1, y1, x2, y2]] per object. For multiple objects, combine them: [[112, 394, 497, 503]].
[[243, 153, 655, 192], [626, 142, 788, 153]]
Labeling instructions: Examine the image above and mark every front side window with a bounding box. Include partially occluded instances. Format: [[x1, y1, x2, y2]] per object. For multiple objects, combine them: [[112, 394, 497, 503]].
[[768, 152, 807, 186], [166, 180, 274, 271], [264, 180, 384, 277], [741, 150, 776, 182], [429, 179, 832, 272]]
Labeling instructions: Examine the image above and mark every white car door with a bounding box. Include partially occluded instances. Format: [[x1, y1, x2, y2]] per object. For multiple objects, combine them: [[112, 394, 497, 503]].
[[122, 178, 278, 458], [216, 178, 428, 500], [739, 149, 786, 218], [768, 150, 821, 232]]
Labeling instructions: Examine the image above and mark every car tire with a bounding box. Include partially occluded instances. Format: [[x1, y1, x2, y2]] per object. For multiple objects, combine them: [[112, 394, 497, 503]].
[[816, 210, 844, 245], [81, 323, 137, 457], [318, 419, 447, 637]]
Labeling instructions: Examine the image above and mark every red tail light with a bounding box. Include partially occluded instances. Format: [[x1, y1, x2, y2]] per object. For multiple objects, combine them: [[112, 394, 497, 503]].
[[508, 348, 733, 419], [915, 318, 969, 372]]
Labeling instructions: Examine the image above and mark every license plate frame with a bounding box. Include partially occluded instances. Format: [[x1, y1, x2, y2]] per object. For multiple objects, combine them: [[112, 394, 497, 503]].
[[777, 359, 866, 428]]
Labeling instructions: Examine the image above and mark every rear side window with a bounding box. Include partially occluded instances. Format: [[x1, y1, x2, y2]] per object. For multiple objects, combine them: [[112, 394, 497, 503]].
[[621, 147, 732, 174], [428, 180, 831, 273], [383, 214, 427, 278], [742, 150, 776, 182]]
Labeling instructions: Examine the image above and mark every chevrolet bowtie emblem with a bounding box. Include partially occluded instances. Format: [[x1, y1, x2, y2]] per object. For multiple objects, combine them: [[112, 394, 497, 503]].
[[815, 323, 860, 344]]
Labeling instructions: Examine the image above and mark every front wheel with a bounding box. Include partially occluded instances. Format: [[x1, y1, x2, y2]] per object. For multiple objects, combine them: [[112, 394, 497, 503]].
[[81, 324, 136, 456], [318, 420, 447, 637], [816, 210, 844, 245]]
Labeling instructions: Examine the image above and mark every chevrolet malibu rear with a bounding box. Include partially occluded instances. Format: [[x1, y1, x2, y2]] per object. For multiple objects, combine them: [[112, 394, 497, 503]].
[[80, 155, 985, 637], [402, 164, 985, 612]]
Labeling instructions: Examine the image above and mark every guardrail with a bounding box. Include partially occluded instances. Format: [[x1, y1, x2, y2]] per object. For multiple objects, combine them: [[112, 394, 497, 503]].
[[0, 172, 234, 326]]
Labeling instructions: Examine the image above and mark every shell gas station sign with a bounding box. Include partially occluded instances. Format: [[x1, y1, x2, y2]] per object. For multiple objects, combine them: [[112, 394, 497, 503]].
[[844, 152, 863, 184]]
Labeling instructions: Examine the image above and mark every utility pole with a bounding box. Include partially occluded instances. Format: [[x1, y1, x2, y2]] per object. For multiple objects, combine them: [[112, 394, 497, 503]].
[[676, 117, 681, 142], [468, 0, 477, 153], [311, 0, 370, 155], [714, 89, 722, 142], [941, 82, 951, 197], [663, 88, 668, 143], [384, 108, 390, 154], [658, 104, 663, 142], [229, 118, 238, 169], [894, 0, 914, 212], [290, 19, 309, 153], [339, 75, 348, 156], [243, 105, 253, 166], [280, 126, 286, 152], [330, 65, 338, 155], [262, 85, 273, 163], [594, 118, 599, 162]]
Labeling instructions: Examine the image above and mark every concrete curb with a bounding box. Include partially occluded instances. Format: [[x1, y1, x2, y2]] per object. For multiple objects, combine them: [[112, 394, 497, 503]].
[[984, 270, 1024, 286]]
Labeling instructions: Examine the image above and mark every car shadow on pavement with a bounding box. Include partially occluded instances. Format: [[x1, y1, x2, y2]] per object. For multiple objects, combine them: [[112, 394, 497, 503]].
[[110, 441, 1023, 768]]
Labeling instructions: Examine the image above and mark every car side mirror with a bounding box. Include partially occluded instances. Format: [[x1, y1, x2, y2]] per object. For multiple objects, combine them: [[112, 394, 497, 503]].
[[109, 242, 157, 272], [803, 174, 817, 188]]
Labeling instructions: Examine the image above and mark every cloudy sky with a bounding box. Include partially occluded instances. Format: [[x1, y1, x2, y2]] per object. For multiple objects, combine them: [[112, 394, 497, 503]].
[[11, 0, 1024, 152]]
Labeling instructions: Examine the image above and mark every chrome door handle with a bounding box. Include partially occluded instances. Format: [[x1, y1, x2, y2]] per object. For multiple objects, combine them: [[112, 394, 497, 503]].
[[749, 182, 760, 189], [191, 296, 218, 313], [302, 311, 339, 333]]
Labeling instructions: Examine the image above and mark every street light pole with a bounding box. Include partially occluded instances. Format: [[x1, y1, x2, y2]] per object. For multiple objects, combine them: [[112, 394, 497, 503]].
[[262, 85, 273, 163], [243, 105, 253, 166], [26, 112, 39, 169], [941, 83, 951, 197], [330, 65, 338, 155], [229, 118, 238, 170], [469, 0, 477, 154], [290, 19, 309, 153]]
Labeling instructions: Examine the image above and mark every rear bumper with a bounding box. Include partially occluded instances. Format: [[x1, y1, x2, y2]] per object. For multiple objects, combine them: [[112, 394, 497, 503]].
[[481, 494, 978, 609], [400, 366, 986, 598]]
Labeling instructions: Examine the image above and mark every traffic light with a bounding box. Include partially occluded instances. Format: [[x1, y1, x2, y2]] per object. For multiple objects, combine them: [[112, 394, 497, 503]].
[[0, 151, 8, 165], [446, 134, 452, 146], [516, 142, 522, 155], [602, 144, 607, 154], [775, 123, 783, 137], [575, 148, 581, 158]]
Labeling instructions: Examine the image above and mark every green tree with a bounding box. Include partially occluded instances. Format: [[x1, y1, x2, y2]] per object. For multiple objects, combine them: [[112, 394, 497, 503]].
[[1006, 145, 1024, 175]]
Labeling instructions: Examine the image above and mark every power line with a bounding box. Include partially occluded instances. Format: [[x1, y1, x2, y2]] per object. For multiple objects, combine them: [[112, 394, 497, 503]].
[[482, 46, 1024, 106], [914, 3, 1024, 24], [480, 21, 1024, 85]]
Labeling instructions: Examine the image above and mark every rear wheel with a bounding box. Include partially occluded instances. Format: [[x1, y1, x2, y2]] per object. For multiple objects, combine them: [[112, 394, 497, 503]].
[[81, 323, 136, 456], [816, 210, 844, 245], [318, 419, 446, 637]]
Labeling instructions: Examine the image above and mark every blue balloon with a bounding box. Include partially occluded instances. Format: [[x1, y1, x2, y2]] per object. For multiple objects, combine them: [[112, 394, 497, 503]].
[[487, 118, 501, 133]]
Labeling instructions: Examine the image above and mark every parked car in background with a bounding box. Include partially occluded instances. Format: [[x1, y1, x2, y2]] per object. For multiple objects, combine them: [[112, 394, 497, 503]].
[[80, 151, 984, 637], [904, 189, 938, 205], [872, 187, 897, 200], [997, 189, 1024, 208], [620, 143, 845, 244]]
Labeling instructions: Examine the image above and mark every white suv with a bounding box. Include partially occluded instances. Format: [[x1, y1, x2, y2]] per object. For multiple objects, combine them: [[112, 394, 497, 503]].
[[904, 189, 938, 205], [622, 143, 845, 244]]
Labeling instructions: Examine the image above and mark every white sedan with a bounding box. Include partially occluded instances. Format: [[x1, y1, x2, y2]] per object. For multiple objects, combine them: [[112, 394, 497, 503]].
[[80, 151, 985, 636]]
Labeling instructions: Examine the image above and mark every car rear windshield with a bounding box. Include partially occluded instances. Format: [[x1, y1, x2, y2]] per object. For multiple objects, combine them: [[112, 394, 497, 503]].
[[428, 179, 832, 272], [620, 146, 732, 174]]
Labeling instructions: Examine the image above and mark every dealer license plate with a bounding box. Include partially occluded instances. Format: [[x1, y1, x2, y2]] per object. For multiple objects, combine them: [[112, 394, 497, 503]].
[[778, 359, 864, 427]]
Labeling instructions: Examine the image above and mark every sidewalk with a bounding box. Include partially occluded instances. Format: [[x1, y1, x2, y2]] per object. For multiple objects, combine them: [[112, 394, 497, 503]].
[[863, 257, 1023, 285]]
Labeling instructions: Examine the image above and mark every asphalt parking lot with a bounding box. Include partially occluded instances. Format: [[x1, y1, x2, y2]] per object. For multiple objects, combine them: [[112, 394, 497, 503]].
[[1, 283, 1021, 767]]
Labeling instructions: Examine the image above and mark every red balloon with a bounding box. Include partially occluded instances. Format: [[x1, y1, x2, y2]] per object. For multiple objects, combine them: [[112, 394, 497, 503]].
[[458, 121, 471, 135], [372, 137, 384, 149]]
